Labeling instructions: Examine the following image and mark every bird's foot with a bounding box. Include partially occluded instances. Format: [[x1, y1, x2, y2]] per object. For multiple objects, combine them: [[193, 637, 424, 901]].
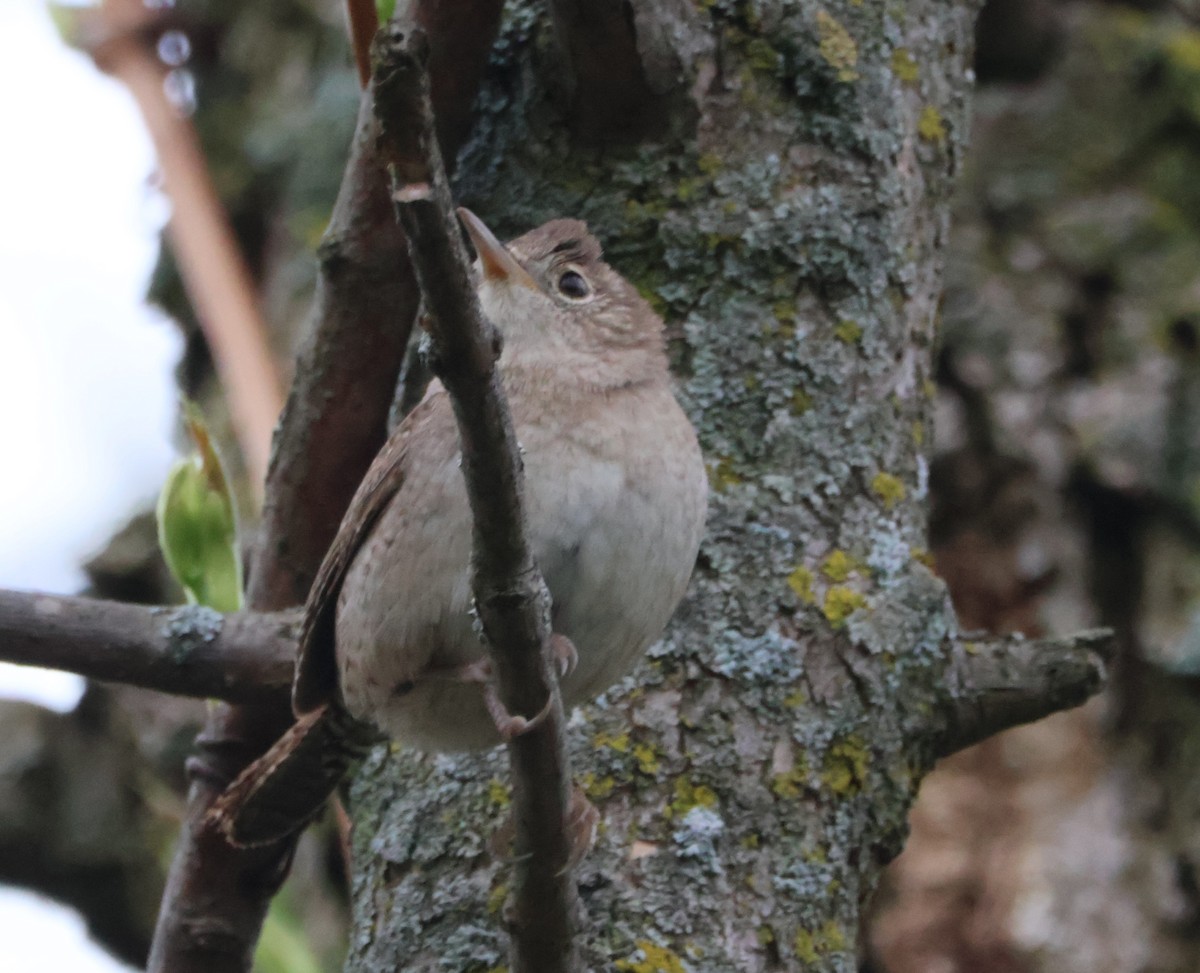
[[550, 633, 578, 678], [455, 658, 554, 741], [488, 783, 600, 873], [562, 784, 600, 873]]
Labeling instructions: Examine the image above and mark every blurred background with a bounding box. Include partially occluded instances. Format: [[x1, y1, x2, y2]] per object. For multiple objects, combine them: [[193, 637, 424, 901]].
[[4, 0, 1200, 970]]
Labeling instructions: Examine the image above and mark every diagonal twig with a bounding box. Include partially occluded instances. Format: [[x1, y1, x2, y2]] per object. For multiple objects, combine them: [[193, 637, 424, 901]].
[[372, 22, 580, 973], [147, 4, 506, 970], [0, 589, 297, 704], [146, 70, 416, 973], [84, 0, 284, 491]]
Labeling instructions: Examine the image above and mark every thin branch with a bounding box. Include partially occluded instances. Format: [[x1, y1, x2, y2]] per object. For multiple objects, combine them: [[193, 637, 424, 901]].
[[146, 82, 414, 973], [147, 3, 506, 970], [0, 590, 296, 704], [85, 0, 284, 491], [373, 22, 579, 973], [345, 0, 377, 88], [930, 628, 1114, 759]]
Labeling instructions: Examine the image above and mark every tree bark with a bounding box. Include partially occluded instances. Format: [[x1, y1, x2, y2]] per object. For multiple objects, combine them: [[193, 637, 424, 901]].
[[335, 3, 1106, 970]]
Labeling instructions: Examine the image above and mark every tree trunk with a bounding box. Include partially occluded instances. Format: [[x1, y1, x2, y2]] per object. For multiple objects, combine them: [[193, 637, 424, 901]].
[[342, 2, 1031, 969]]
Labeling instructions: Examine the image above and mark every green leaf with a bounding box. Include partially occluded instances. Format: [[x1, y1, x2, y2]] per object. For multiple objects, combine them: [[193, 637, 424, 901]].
[[253, 897, 324, 973], [156, 404, 243, 613], [375, 0, 397, 24]]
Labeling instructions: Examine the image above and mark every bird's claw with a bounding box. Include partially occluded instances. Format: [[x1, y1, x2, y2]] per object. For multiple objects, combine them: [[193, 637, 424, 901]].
[[550, 633, 579, 679]]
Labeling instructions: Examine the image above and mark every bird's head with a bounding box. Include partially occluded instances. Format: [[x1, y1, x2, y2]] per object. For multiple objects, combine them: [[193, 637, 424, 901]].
[[457, 209, 667, 388]]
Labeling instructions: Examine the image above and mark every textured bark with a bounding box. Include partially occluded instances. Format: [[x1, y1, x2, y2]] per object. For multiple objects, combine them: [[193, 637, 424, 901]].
[[868, 5, 1200, 971], [332, 3, 1103, 971]]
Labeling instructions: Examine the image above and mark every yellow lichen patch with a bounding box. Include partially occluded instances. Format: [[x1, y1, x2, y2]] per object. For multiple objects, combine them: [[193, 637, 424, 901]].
[[668, 777, 719, 819], [697, 152, 723, 175], [822, 586, 866, 627], [709, 456, 744, 492], [822, 735, 870, 795], [773, 299, 797, 324], [790, 387, 813, 415], [633, 742, 662, 776], [771, 765, 809, 799], [891, 47, 919, 83], [910, 547, 934, 569], [911, 420, 925, 446], [740, 832, 760, 849], [594, 730, 631, 753], [616, 941, 688, 973], [833, 318, 862, 344], [1165, 29, 1200, 72], [871, 471, 906, 509], [486, 882, 509, 915], [918, 105, 946, 144], [783, 687, 807, 709], [580, 771, 616, 800], [745, 37, 781, 72], [793, 921, 847, 963], [486, 778, 511, 809], [757, 925, 775, 946], [821, 549, 855, 582], [787, 565, 816, 603], [815, 11, 859, 82]]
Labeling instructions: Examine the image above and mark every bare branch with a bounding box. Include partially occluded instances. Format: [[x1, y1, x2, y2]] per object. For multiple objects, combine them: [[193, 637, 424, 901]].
[[930, 629, 1114, 759], [345, 0, 378, 88], [148, 4, 507, 970], [0, 590, 296, 704], [85, 0, 284, 491], [146, 81, 414, 973], [373, 22, 579, 973]]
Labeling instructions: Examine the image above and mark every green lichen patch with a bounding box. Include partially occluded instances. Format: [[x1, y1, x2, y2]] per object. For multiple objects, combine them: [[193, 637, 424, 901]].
[[823, 586, 867, 626], [821, 735, 871, 795], [918, 105, 947, 144], [871, 471, 907, 509], [667, 777, 719, 819], [815, 11, 860, 83], [616, 940, 689, 973], [787, 565, 816, 602], [790, 387, 814, 414], [793, 920, 848, 963], [834, 318, 863, 343], [821, 549, 857, 581], [891, 47, 919, 84]]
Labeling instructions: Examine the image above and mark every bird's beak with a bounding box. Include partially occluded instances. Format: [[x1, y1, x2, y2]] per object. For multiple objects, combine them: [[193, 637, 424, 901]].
[[457, 208, 540, 293]]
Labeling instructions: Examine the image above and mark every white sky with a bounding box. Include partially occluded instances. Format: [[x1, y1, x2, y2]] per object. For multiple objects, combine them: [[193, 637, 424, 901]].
[[0, 1, 180, 969]]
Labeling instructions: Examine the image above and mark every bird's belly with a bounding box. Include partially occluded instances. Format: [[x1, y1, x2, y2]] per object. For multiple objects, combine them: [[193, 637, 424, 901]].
[[335, 392, 705, 753]]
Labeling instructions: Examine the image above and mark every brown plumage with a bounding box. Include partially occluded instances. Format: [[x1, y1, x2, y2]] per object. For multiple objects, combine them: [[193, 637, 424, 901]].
[[212, 212, 706, 846]]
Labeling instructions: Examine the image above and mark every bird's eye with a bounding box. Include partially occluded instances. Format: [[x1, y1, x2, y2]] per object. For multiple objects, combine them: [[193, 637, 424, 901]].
[[556, 270, 591, 301]]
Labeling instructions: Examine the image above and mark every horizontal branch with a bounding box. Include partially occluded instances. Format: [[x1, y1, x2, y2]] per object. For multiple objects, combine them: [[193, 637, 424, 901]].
[[0, 590, 297, 704], [931, 628, 1114, 759]]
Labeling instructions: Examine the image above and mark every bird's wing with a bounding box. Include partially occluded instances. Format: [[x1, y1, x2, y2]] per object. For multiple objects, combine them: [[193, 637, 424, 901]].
[[291, 390, 444, 716]]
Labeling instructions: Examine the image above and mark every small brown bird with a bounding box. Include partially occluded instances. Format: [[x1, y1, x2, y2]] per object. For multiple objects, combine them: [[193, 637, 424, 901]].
[[214, 211, 707, 845]]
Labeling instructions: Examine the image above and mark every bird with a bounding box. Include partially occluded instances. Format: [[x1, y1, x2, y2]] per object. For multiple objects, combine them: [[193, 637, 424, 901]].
[[212, 210, 707, 846]]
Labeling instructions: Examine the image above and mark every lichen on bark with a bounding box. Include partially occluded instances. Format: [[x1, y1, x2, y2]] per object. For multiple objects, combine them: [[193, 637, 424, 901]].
[[341, 2, 1020, 970]]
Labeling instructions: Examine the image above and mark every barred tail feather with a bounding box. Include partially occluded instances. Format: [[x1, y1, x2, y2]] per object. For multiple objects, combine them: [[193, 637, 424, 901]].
[[208, 704, 376, 847]]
